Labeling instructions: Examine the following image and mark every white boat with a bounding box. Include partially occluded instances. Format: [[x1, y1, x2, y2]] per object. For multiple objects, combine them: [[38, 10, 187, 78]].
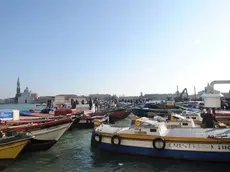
[[92, 117, 230, 161], [8, 118, 73, 151], [150, 114, 199, 128]]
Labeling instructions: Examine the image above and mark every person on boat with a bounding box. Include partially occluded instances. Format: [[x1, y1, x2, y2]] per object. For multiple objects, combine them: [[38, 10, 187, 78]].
[[202, 108, 218, 128], [71, 100, 76, 109], [89, 98, 93, 110], [95, 98, 99, 112]]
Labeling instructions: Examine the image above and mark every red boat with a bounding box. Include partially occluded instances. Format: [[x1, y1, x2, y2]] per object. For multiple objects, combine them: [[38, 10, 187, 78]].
[[92, 108, 131, 121], [216, 110, 230, 117], [21, 108, 83, 129], [77, 108, 131, 128]]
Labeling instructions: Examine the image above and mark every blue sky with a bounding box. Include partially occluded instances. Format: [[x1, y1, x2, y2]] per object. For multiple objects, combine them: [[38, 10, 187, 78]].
[[1, 0, 230, 98]]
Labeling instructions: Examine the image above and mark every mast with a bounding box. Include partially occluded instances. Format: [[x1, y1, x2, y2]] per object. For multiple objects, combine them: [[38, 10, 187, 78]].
[[176, 85, 179, 97]]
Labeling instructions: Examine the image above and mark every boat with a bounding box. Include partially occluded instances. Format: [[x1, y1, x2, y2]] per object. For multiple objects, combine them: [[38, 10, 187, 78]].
[[0, 131, 32, 170], [41, 103, 47, 107], [181, 111, 230, 125], [91, 117, 230, 162], [91, 108, 131, 122], [20, 108, 83, 129], [131, 115, 199, 128], [5, 117, 73, 152], [77, 114, 108, 129], [77, 108, 131, 128], [131, 108, 182, 118]]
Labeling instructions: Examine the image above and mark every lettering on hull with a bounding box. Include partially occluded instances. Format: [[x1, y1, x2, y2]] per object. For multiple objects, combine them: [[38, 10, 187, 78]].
[[166, 142, 230, 152]]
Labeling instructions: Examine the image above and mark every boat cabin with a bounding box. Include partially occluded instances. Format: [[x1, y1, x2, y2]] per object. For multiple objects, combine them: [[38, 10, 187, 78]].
[[168, 114, 197, 128], [182, 112, 203, 121], [96, 117, 168, 136]]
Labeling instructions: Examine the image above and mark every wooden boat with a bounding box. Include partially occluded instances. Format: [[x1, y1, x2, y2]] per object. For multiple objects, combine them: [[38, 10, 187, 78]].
[[5, 117, 73, 152], [92, 117, 230, 162], [132, 108, 182, 117], [91, 108, 131, 121], [77, 108, 131, 128], [77, 114, 107, 129], [130, 115, 199, 128], [20, 108, 83, 129], [0, 131, 32, 170]]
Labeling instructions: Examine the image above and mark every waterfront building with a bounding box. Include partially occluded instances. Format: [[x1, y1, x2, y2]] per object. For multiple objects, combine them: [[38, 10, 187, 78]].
[[37, 96, 55, 104], [54, 94, 87, 106], [4, 98, 15, 104], [0, 99, 4, 104], [54, 94, 77, 105], [18, 87, 34, 104]]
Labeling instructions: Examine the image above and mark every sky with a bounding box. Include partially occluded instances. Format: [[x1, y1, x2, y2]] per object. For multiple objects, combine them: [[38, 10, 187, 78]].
[[1, 0, 230, 98]]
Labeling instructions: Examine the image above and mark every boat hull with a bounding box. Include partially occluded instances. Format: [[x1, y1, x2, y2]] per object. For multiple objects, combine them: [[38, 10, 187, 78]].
[[68, 117, 81, 130], [0, 139, 29, 170], [76, 120, 95, 129], [23, 122, 72, 152], [97, 143, 230, 161], [91, 132, 230, 162]]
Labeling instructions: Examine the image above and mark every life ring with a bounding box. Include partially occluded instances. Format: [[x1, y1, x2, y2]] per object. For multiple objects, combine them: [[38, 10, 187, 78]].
[[94, 133, 102, 143], [152, 137, 165, 150], [111, 135, 121, 146]]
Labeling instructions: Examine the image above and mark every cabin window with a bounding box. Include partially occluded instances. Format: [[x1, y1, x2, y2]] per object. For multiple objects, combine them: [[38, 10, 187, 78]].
[[182, 123, 188, 126], [186, 117, 190, 119], [150, 129, 157, 132], [192, 117, 196, 119]]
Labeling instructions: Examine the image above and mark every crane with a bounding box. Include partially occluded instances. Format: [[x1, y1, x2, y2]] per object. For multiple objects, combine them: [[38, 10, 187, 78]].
[[174, 88, 189, 102]]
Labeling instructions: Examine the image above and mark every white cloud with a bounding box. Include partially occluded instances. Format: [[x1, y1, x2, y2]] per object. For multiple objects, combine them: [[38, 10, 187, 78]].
[[193, 40, 200, 45]]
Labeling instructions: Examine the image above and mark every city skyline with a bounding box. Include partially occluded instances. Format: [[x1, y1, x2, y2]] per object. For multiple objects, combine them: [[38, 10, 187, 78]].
[[1, 1, 230, 98]]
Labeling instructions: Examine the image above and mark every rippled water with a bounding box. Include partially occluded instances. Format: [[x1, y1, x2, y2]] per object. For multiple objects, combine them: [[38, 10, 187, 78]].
[[1, 104, 227, 172]]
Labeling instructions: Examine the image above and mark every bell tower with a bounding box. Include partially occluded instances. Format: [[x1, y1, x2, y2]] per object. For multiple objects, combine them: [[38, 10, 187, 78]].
[[17, 77, 20, 94], [15, 77, 21, 103]]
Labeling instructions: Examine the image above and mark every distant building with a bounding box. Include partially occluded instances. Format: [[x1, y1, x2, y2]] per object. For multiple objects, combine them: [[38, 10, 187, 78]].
[[18, 87, 34, 104], [37, 96, 55, 104], [144, 93, 176, 100], [67, 97, 87, 104], [119, 96, 139, 101], [31, 93, 38, 102], [54, 94, 78, 105], [54, 94, 87, 105], [0, 99, 4, 104], [88, 94, 111, 100], [4, 98, 15, 104]]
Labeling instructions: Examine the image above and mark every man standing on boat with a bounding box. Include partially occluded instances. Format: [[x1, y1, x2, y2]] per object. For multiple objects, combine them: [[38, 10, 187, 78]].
[[89, 98, 93, 110], [202, 108, 218, 128]]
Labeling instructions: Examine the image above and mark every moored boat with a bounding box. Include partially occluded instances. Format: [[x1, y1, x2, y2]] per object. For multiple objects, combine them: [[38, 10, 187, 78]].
[[132, 108, 182, 118], [92, 117, 230, 161], [20, 108, 83, 129], [6, 117, 73, 152], [77, 108, 131, 128], [91, 108, 131, 121], [0, 131, 32, 170]]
